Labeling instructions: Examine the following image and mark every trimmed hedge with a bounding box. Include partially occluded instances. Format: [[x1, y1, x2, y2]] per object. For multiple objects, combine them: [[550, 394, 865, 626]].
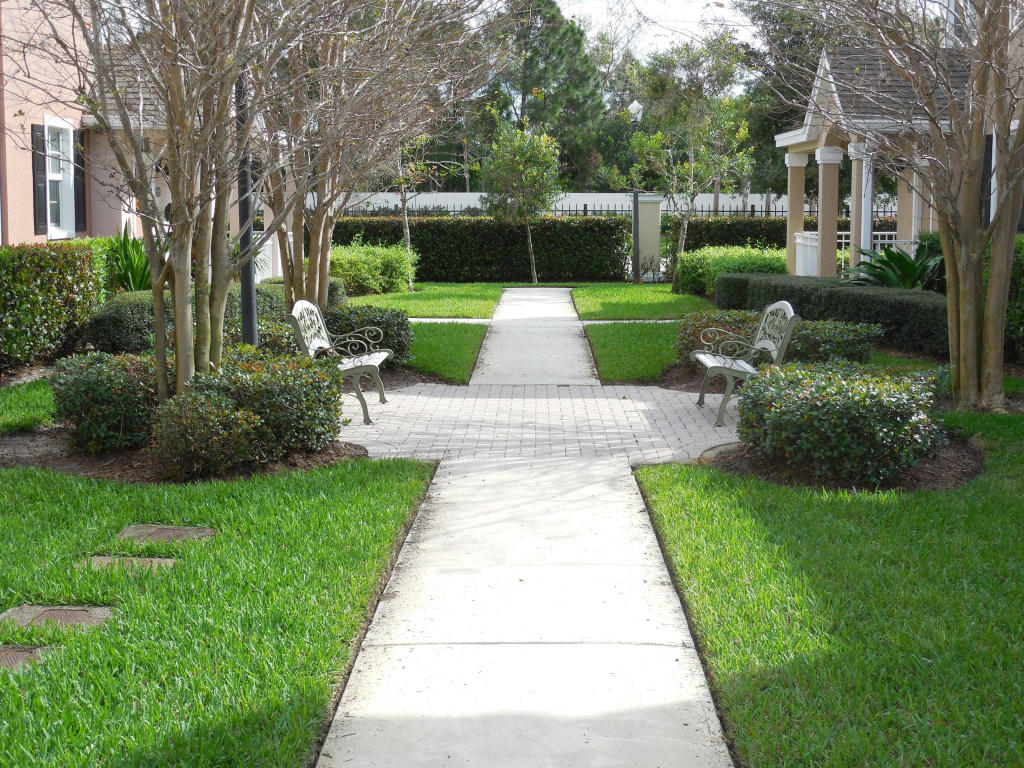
[[739, 275, 949, 358], [331, 216, 629, 282], [678, 310, 883, 369], [323, 305, 412, 364], [81, 279, 344, 354], [1, 241, 105, 371], [737, 362, 944, 486], [672, 246, 787, 297], [667, 216, 898, 251]]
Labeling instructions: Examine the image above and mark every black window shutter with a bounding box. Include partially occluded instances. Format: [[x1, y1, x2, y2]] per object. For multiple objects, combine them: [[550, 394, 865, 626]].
[[31, 125, 47, 236], [74, 130, 87, 233]]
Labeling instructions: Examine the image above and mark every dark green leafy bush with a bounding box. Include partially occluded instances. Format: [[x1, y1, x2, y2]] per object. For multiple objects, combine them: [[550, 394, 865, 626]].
[[329, 240, 416, 295], [51, 353, 162, 453], [323, 305, 412, 363], [81, 290, 170, 353], [677, 310, 883, 369], [223, 319, 299, 356], [737, 362, 944, 486], [1, 242, 105, 371], [672, 246, 786, 296], [666, 216, 897, 251], [190, 354, 344, 457], [1005, 235, 1024, 363], [152, 389, 269, 480], [331, 216, 629, 282], [742, 275, 948, 357]]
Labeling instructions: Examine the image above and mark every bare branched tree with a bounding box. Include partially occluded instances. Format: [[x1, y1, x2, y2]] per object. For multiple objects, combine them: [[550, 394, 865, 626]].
[[749, 0, 1024, 410], [5, 0, 500, 395]]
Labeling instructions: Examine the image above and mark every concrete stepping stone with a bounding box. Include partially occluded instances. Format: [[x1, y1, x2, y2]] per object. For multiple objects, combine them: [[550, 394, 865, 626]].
[[0, 605, 113, 628], [79, 555, 175, 572], [0, 645, 48, 670], [116, 524, 217, 542]]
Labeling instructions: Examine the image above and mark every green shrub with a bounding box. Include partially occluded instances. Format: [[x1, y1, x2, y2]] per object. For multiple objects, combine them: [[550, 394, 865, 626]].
[[223, 318, 299, 356], [81, 290, 170, 353], [1005, 235, 1024, 363], [331, 216, 629, 282], [737, 362, 944, 486], [190, 355, 344, 457], [0, 242, 105, 371], [666, 216, 897, 251], [841, 242, 943, 289], [672, 245, 786, 296], [323, 305, 412, 363], [329, 241, 416, 296], [715, 273, 759, 310], [51, 353, 162, 453], [152, 389, 269, 480], [743, 275, 949, 357], [678, 310, 883, 369]]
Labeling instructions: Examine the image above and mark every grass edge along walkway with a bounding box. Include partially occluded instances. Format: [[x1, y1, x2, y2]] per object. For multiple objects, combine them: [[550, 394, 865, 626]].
[[407, 322, 487, 384], [0, 458, 434, 767], [637, 411, 1024, 767]]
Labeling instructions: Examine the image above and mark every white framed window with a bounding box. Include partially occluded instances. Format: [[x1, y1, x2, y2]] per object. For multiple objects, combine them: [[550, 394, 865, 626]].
[[43, 116, 75, 239]]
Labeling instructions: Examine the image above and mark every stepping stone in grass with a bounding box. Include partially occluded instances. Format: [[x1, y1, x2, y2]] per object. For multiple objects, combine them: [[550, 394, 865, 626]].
[[78, 556, 175, 572], [0, 645, 48, 670], [0, 605, 114, 629], [116, 524, 217, 542]]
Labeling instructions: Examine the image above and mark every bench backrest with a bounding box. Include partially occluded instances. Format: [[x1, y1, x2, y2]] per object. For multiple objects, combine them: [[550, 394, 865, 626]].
[[287, 299, 334, 358], [752, 300, 799, 364]]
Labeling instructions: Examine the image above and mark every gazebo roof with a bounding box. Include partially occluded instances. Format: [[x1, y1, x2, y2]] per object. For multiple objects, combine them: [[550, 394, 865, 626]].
[[776, 45, 969, 149]]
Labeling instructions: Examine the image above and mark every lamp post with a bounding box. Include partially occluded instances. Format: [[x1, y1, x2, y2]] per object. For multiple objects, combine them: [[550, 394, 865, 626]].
[[627, 100, 643, 285]]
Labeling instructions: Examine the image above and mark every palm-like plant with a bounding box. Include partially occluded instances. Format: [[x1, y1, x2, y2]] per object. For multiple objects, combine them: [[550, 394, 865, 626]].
[[109, 224, 151, 292], [840, 242, 943, 289]]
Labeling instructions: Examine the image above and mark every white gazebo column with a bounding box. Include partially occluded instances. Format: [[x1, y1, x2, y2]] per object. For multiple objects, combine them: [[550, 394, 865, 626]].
[[816, 146, 844, 277], [848, 142, 873, 265], [896, 169, 916, 243], [785, 153, 809, 274]]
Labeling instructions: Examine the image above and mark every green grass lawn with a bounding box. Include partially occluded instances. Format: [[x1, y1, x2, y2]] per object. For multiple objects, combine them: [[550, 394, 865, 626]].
[[0, 380, 54, 434], [0, 459, 433, 767], [637, 411, 1024, 766], [347, 282, 504, 318], [347, 281, 711, 321], [585, 322, 680, 382], [571, 283, 711, 320], [407, 322, 487, 384]]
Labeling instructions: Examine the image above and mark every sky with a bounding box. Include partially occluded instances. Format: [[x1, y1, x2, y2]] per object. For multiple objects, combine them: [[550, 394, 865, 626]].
[[556, 0, 753, 56]]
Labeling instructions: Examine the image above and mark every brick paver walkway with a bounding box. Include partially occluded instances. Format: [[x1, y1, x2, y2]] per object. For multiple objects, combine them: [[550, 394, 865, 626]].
[[343, 383, 736, 463]]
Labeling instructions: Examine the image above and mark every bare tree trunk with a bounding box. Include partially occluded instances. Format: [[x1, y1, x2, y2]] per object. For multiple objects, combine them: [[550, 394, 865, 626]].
[[208, 172, 232, 367], [291, 204, 306, 302], [939, 222, 961, 400], [981, 197, 1022, 409], [463, 139, 471, 192], [192, 163, 213, 374], [317, 216, 332, 308], [400, 184, 414, 291], [169, 243, 194, 392], [525, 220, 537, 284]]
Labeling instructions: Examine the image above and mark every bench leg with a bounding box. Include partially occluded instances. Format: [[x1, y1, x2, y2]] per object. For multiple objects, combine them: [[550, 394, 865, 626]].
[[347, 374, 372, 424], [371, 370, 387, 404], [696, 370, 713, 407], [716, 375, 736, 427]]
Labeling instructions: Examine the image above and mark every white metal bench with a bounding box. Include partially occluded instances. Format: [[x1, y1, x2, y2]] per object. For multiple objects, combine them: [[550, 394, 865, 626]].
[[690, 300, 800, 426], [287, 299, 393, 424]]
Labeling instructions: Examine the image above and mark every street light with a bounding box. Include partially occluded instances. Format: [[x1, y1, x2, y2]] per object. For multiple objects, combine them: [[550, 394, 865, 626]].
[[628, 100, 643, 285]]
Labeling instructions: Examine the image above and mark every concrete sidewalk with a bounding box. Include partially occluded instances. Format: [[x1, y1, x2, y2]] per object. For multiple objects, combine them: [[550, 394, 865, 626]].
[[318, 287, 734, 767], [470, 288, 599, 386], [317, 458, 732, 768]]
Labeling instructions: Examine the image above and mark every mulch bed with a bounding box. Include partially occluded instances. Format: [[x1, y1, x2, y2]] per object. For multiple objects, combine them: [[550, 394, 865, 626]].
[[0, 425, 367, 485], [0, 364, 54, 389], [701, 434, 986, 493]]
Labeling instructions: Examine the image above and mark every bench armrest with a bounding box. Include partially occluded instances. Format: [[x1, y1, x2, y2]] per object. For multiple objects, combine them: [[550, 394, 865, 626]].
[[326, 326, 387, 357], [690, 327, 770, 364]]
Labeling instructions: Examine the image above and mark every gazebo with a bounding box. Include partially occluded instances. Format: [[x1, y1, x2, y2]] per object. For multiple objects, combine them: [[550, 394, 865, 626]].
[[773, 46, 967, 277]]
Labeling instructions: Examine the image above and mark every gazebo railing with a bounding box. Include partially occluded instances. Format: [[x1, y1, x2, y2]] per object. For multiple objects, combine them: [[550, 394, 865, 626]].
[[795, 231, 919, 275]]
